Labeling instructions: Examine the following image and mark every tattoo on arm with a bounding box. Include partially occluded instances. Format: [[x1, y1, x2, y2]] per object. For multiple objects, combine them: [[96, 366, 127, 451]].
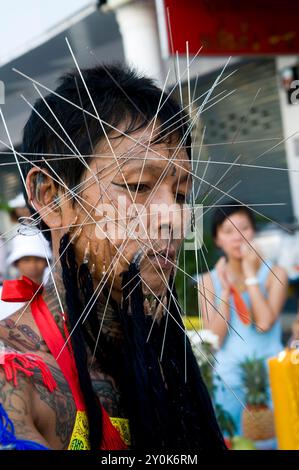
[[32, 363, 76, 448], [0, 370, 50, 448]]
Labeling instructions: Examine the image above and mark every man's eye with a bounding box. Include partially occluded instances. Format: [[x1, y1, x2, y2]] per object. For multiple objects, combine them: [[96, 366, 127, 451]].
[[115, 183, 149, 193], [128, 183, 149, 193]]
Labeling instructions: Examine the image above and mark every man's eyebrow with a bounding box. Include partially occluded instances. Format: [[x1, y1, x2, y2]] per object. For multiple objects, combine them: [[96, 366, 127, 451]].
[[118, 155, 162, 164], [118, 157, 191, 179], [117, 157, 165, 171]]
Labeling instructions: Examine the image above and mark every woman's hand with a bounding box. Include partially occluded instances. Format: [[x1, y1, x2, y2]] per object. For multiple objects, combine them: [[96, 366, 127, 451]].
[[240, 241, 261, 278], [215, 256, 231, 295], [199, 265, 231, 346]]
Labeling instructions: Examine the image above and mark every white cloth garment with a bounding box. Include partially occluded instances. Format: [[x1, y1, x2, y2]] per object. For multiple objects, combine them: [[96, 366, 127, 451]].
[[7, 233, 52, 266]]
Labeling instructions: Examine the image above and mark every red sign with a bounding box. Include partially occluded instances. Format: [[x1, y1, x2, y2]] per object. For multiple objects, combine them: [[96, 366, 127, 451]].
[[163, 0, 299, 55]]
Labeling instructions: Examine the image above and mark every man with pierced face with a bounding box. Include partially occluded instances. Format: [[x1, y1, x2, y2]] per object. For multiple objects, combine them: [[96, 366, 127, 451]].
[[0, 65, 225, 451]]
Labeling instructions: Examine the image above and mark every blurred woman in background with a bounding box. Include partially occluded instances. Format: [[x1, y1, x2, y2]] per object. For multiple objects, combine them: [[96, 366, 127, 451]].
[[198, 202, 288, 435]]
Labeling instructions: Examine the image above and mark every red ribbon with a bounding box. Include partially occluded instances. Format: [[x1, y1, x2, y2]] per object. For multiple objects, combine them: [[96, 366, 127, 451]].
[[1, 276, 127, 450], [2, 276, 42, 302], [230, 284, 251, 325], [0, 352, 57, 392]]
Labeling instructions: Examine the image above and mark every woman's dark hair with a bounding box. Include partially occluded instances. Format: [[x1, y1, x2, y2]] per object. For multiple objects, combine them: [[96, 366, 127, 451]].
[[21, 64, 224, 450], [211, 200, 256, 239]]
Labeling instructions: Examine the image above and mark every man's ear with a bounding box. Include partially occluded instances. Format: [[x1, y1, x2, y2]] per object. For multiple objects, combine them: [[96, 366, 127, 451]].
[[26, 167, 62, 229]]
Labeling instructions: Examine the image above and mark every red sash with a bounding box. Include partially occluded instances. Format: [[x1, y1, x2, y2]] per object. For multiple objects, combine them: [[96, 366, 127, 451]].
[[230, 284, 251, 325], [1, 276, 127, 450]]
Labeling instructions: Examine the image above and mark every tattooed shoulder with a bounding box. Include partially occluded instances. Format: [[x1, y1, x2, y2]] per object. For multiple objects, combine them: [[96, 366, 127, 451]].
[[31, 361, 77, 449], [0, 307, 48, 353], [0, 343, 51, 448], [0, 336, 76, 450]]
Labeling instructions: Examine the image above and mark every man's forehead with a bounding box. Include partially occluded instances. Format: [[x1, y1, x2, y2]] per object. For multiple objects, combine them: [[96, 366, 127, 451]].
[[99, 152, 190, 178], [96, 124, 188, 157], [93, 137, 190, 174]]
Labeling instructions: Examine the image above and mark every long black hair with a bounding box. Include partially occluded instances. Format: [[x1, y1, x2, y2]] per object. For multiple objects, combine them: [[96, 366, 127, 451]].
[[119, 261, 226, 451], [59, 233, 103, 449], [59, 233, 226, 451]]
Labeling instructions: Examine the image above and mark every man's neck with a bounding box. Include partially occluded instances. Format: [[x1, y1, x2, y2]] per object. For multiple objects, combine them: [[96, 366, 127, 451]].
[[43, 260, 124, 347]]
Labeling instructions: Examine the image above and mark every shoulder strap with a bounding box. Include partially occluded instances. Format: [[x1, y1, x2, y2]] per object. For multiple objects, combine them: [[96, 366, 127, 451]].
[[32, 294, 86, 410], [2, 276, 85, 410], [2, 277, 128, 450]]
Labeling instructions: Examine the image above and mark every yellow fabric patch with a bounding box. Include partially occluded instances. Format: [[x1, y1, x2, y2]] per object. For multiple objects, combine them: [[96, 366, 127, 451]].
[[68, 411, 90, 450], [68, 411, 131, 450], [109, 417, 131, 447]]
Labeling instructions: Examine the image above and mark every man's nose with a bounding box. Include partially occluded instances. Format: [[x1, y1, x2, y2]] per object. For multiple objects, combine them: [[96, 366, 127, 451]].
[[154, 189, 183, 240]]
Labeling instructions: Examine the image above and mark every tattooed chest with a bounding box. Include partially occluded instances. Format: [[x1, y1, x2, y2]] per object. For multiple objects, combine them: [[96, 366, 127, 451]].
[[90, 370, 127, 418]]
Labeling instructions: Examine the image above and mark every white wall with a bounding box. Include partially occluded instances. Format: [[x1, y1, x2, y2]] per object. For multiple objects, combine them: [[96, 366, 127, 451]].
[[276, 56, 299, 222], [0, 0, 96, 66]]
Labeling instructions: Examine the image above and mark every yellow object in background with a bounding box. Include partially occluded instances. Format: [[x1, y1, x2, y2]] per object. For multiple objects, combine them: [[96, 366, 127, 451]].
[[268, 349, 299, 450], [182, 315, 202, 331]]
